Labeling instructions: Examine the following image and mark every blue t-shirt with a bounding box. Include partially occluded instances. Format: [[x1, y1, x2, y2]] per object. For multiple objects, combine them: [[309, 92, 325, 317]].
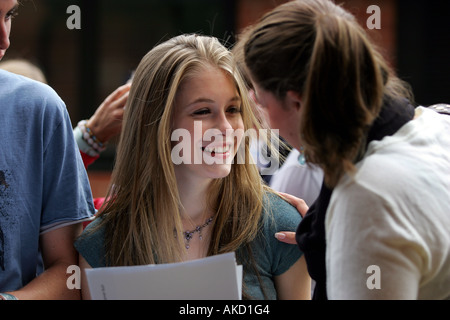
[[0, 70, 95, 291], [75, 192, 303, 300]]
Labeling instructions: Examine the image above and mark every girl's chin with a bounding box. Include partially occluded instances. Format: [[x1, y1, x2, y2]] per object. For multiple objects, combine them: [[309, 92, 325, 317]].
[[203, 163, 232, 179]]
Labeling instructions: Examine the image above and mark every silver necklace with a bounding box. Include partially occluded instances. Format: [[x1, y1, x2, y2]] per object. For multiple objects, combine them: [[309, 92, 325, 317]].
[[181, 216, 214, 249]]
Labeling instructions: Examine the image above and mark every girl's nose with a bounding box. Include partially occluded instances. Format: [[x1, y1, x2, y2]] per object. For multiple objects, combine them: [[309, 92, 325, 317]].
[[216, 112, 233, 133], [0, 21, 11, 53]]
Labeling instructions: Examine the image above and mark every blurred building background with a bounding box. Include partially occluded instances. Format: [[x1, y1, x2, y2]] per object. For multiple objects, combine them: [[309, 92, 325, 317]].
[[6, 0, 450, 197]]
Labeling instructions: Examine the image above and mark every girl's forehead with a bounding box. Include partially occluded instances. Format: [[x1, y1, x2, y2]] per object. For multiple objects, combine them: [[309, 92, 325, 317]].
[[178, 67, 238, 96]]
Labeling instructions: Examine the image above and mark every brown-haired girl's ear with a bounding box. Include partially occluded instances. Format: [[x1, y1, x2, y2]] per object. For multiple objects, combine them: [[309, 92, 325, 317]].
[[286, 90, 302, 111]]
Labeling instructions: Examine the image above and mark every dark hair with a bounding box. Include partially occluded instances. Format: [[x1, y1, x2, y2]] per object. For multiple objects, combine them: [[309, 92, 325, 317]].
[[242, 0, 412, 187]]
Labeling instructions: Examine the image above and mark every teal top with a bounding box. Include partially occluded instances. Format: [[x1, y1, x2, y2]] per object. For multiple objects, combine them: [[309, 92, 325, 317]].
[[74, 192, 303, 300]]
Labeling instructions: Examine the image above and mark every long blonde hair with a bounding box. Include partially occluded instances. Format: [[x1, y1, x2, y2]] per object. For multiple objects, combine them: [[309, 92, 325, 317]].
[[96, 34, 272, 267], [242, 0, 413, 187]]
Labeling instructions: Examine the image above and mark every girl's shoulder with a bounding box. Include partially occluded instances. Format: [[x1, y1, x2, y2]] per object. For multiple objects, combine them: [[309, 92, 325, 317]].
[[74, 216, 107, 268], [262, 190, 302, 231], [247, 189, 303, 277]]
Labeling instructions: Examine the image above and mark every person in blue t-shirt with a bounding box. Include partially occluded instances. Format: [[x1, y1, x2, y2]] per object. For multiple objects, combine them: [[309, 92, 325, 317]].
[[0, 0, 95, 300]]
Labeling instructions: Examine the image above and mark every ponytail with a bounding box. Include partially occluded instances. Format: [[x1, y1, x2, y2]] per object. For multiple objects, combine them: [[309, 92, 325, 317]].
[[301, 10, 385, 187]]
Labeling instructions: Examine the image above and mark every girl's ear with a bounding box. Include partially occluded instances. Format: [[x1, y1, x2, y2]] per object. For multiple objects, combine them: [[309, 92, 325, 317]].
[[285, 90, 302, 111]]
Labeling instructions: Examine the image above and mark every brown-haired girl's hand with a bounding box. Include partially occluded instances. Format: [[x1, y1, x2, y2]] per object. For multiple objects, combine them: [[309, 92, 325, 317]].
[[275, 192, 309, 245]]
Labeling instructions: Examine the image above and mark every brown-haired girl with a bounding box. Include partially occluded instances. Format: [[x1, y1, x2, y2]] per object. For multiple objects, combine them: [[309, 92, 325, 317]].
[[240, 0, 450, 299]]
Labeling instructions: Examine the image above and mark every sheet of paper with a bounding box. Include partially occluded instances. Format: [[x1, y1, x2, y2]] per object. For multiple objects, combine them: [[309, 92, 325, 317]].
[[85, 252, 242, 300]]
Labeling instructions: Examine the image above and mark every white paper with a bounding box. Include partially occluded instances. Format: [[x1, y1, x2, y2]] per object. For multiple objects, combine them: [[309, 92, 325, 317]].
[[85, 252, 242, 300]]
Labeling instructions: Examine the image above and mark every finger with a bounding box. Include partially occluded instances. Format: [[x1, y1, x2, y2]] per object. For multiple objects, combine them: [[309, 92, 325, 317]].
[[105, 83, 131, 104], [110, 90, 130, 111], [117, 82, 131, 94], [277, 192, 309, 217], [274, 232, 297, 245]]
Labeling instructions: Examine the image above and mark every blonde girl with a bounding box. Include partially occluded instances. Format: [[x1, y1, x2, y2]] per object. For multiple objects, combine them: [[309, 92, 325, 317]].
[[75, 34, 310, 300]]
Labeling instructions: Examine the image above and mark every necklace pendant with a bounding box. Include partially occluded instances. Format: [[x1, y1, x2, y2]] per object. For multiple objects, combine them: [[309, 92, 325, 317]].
[[181, 215, 214, 250], [184, 231, 193, 241]]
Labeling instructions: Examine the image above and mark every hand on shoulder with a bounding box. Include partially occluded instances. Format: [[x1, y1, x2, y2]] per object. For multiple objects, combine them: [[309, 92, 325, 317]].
[[275, 192, 309, 245]]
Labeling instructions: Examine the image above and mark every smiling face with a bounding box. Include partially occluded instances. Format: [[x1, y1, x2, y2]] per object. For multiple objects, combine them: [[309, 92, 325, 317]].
[[171, 65, 245, 183], [0, 0, 18, 61]]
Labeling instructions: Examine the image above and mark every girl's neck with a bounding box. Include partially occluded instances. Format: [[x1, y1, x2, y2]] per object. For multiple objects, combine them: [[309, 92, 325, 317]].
[[177, 175, 212, 225], [176, 176, 215, 261]]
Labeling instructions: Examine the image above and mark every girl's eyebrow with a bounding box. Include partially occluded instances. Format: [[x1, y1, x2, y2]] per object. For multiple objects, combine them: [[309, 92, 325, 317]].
[[187, 98, 215, 107], [229, 96, 242, 103], [187, 96, 241, 107], [3, 3, 19, 15]]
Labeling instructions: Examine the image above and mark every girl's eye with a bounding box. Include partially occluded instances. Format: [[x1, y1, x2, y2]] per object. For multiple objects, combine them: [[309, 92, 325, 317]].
[[192, 108, 210, 116], [227, 106, 241, 114], [6, 9, 18, 21]]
